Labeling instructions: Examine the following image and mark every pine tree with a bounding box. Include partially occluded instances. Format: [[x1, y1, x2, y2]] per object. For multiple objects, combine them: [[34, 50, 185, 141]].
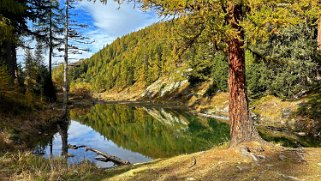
[[24, 48, 35, 94], [33, 0, 64, 78]]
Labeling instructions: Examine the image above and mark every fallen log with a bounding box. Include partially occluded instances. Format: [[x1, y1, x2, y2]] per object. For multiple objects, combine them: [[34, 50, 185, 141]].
[[68, 144, 86, 150], [85, 147, 131, 165]]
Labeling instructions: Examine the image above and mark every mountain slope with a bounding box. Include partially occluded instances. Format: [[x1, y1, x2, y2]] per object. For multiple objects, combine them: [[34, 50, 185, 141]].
[[53, 21, 320, 102]]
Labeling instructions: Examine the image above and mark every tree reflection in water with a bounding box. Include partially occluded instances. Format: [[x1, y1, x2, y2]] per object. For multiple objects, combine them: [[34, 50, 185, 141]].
[[57, 117, 70, 157], [71, 104, 230, 158]]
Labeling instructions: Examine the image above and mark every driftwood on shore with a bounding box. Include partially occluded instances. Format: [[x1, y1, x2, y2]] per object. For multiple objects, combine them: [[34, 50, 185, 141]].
[[68, 144, 86, 149], [85, 147, 131, 165]]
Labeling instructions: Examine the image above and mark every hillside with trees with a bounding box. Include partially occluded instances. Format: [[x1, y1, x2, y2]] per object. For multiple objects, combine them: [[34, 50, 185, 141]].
[[66, 20, 320, 100]]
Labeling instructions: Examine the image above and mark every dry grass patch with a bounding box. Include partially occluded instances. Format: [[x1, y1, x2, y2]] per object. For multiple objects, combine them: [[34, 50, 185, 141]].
[[0, 152, 108, 181], [107, 144, 321, 181]]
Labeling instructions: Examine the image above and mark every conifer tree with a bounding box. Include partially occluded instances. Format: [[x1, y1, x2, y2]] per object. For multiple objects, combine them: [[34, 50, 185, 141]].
[[33, 0, 64, 78], [24, 48, 35, 94], [62, 0, 93, 117]]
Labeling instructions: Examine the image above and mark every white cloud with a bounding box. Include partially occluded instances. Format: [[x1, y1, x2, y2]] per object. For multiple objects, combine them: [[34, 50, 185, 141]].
[[77, 1, 159, 37], [85, 29, 115, 52], [57, 0, 160, 63]]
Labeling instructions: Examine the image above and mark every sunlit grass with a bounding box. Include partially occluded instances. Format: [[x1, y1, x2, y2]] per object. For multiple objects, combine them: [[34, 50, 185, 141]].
[[0, 152, 108, 181]]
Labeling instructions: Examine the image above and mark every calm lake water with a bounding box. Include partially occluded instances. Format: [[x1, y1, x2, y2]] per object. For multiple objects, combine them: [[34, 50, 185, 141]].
[[32, 103, 321, 168], [33, 104, 230, 168]]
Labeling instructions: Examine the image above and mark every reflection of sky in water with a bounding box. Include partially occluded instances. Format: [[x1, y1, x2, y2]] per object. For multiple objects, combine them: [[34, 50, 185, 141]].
[[43, 121, 151, 168]]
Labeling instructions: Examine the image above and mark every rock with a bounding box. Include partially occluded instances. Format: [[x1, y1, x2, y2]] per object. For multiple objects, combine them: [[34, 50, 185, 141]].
[[277, 173, 302, 181], [187, 178, 196, 181], [249, 153, 259, 162], [250, 112, 259, 121], [294, 132, 307, 136], [266, 164, 273, 169], [279, 154, 287, 161], [239, 146, 251, 156], [256, 155, 266, 161], [282, 109, 291, 119], [288, 119, 297, 130], [239, 146, 259, 162], [236, 165, 250, 171], [223, 106, 228, 112]]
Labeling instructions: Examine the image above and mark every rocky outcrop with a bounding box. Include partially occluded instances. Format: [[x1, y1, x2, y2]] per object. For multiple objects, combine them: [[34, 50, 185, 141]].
[[141, 77, 189, 100]]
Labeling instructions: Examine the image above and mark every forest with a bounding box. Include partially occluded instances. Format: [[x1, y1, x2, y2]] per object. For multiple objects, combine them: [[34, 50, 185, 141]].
[[1, 0, 321, 180], [63, 21, 321, 99]]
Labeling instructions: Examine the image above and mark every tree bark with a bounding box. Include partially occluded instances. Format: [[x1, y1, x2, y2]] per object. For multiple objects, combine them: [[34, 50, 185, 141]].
[[317, 17, 321, 51], [227, 2, 260, 146], [63, 0, 69, 117], [49, 7, 53, 79], [85, 147, 131, 165], [0, 41, 17, 84]]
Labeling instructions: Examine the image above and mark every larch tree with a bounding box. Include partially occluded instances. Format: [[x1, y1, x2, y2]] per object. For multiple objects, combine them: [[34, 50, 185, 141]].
[[97, 0, 320, 147]]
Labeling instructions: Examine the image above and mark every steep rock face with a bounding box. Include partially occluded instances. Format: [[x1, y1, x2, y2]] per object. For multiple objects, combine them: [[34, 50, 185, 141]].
[[140, 77, 189, 100]]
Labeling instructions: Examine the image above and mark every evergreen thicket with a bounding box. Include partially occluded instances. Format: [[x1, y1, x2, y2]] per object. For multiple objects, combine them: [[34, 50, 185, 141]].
[[0, 0, 61, 110], [24, 43, 56, 102]]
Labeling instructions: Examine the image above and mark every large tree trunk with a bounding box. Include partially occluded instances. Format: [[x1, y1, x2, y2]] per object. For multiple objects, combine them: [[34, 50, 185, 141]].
[[227, 2, 261, 146], [0, 40, 17, 84]]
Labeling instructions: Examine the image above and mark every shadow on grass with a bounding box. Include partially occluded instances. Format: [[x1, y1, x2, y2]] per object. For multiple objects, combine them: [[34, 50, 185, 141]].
[[296, 84, 321, 134], [297, 88, 321, 120]]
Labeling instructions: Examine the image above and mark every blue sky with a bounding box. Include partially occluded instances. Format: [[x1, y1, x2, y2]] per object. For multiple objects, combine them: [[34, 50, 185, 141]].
[[18, 0, 160, 65], [72, 0, 160, 60]]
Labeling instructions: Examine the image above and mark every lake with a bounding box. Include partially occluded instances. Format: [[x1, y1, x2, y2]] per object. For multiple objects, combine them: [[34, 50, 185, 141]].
[[32, 103, 321, 168], [33, 104, 230, 168]]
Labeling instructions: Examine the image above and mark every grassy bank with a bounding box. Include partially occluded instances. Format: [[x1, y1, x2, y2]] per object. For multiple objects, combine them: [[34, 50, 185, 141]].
[[0, 152, 108, 181], [106, 143, 321, 181], [0, 94, 108, 180], [0, 103, 61, 152], [3, 141, 321, 181]]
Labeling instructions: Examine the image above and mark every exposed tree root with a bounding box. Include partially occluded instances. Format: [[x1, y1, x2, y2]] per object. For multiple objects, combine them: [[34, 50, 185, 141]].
[[230, 139, 307, 165]]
